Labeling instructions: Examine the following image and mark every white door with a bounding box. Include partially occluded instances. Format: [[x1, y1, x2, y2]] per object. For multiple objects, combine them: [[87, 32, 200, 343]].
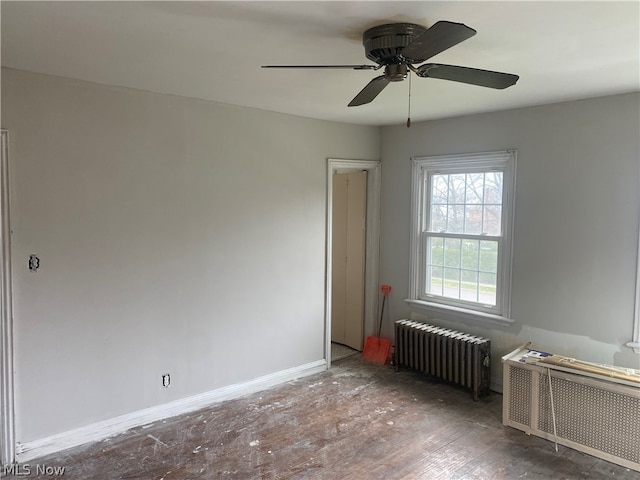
[[331, 171, 366, 350]]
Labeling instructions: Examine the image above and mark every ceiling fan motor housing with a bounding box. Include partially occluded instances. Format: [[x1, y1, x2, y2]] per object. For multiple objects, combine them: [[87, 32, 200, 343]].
[[363, 23, 428, 65]]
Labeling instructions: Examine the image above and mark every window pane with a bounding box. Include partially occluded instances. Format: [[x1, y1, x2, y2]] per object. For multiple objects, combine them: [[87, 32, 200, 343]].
[[480, 241, 498, 273], [461, 268, 477, 283], [426, 237, 444, 296], [464, 205, 483, 234], [429, 237, 444, 266], [427, 266, 444, 296], [430, 205, 447, 232], [444, 238, 461, 267], [430, 171, 505, 236], [484, 172, 503, 204], [465, 173, 484, 204], [449, 174, 466, 205], [461, 270, 479, 302], [479, 272, 497, 305], [447, 204, 464, 233], [426, 220, 498, 305], [431, 175, 449, 204], [483, 205, 502, 236], [443, 268, 460, 299], [461, 240, 479, 270]]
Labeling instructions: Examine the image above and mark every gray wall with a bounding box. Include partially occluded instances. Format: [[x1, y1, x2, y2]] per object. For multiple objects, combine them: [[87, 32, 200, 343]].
[[380, 92, 640, 387], [3, 67, 638, 445], [1, 68, 380, 442]]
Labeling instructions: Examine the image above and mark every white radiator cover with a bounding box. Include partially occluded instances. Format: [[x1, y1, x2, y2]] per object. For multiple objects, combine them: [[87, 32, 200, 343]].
[[502, 346, 640, 472]]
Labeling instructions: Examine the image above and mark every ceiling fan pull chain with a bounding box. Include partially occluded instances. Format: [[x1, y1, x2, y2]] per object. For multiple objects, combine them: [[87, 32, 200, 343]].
[[407, 71, 412, 128]]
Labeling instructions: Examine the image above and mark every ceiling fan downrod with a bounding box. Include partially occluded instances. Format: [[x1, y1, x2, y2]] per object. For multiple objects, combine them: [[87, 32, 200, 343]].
[[407, 72, 412, 128]]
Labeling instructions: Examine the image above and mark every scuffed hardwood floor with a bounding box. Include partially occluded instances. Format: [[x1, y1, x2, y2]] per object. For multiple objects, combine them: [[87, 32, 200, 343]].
[[6, 355, 637, 479]]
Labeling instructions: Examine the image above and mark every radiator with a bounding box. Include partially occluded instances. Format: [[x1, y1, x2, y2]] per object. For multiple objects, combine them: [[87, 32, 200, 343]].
[[502, 346, 640, 472], [394, 319, 491, 401]]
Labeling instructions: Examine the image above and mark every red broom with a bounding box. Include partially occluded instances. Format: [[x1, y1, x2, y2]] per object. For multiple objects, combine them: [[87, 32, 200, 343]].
[[362, 285, 392, 364]]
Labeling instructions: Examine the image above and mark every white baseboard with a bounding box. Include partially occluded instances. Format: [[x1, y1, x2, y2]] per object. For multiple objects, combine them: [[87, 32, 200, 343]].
[[16, 359, 327, 463]]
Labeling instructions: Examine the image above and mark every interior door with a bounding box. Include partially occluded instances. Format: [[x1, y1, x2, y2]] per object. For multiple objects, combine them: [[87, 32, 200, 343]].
[[0, 130, 14, 467], [331, 171, 366, 351]]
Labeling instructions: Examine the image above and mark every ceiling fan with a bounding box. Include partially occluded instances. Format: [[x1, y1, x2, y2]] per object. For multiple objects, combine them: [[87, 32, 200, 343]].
[[262, 21, 519, 107]]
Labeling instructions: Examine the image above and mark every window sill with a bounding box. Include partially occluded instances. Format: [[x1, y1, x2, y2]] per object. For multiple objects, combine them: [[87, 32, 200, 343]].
[[404, 298, 514, 328], [625, 342, 640, 354]]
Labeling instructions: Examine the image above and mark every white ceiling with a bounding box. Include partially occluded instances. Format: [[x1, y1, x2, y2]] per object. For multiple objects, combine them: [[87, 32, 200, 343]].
[[2, 1, 639, 126]]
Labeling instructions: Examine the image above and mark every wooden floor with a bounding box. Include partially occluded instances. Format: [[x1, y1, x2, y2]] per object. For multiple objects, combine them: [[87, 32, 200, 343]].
[[7, 355, 637, 480]]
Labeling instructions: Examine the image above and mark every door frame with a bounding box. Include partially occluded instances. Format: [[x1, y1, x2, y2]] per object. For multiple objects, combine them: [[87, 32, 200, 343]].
[[325, 159, 381, 366], [0, 129, 15, 467]]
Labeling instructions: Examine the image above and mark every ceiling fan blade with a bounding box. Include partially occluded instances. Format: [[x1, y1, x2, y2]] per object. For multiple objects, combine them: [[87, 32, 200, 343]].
[[261, 64, 379, 70], [348, 76, 390, 107], [402, 21, 476, 62], [416, 63, 519, 89]]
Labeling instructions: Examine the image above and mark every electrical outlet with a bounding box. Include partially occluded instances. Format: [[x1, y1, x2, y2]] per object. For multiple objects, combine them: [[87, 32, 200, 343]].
[[162, 373, 170, 388]]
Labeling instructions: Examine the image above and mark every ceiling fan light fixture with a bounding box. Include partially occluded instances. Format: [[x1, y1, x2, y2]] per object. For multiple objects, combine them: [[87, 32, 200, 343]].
[[385, 64, 408, 82]]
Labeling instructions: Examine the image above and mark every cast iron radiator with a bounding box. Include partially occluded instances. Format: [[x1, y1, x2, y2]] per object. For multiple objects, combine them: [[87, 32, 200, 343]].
[[395, 319, 491, 401]]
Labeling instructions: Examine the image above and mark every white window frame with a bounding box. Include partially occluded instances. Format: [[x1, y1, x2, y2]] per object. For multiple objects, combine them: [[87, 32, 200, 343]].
[[407, 150, 516, 327], [626, 220, 640, 353]]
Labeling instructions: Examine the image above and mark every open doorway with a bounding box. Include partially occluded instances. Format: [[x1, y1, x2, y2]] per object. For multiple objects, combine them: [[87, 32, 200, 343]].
[[326, 159, 381, 367], [0, 130, 15, 467]]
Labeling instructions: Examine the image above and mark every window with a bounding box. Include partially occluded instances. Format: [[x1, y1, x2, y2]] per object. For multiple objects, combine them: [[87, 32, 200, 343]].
[[408, 151, 516, 325], [627, 220, 640, 353]]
